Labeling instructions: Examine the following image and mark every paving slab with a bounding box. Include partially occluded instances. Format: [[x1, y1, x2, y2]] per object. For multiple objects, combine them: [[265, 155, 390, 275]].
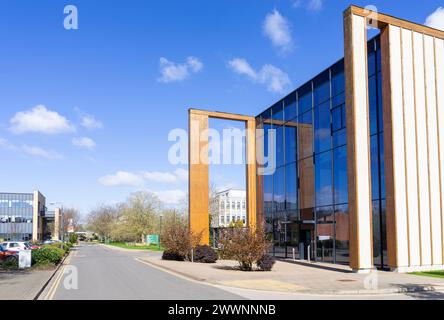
[[138, 256, 444, 295], [0, 268, 55, 300]]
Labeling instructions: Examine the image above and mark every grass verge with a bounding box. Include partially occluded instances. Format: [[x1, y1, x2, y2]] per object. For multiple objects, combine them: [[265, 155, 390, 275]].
[[410, 270, 444, 279], [107, 242, 163, 251]]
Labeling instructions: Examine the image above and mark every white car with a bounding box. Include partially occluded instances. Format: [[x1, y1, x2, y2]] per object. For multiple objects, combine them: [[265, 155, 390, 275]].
[[0, 241, 30, 252]]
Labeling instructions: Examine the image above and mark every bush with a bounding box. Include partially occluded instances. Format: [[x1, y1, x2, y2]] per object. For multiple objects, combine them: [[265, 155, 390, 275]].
[[162, 250, 185, 261], [45, 243, 70, 254], [218, 224, 271, 271], [69, 234, 78, 244], [161, 221, 202, 261], [32, 247, 65, 266], [256, 254, 275, 271], [193, 245, 218, 263], [0, 255, 18, 269]]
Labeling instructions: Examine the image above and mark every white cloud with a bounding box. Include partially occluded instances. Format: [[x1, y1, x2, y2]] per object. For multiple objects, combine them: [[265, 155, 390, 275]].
[[0, 138, 17, 151], [174, 168, 188, 182], [21, 145, 63, 160], [98, 171, 144, 187], [228, 58, 291, 94], [10, 105, 75, 135], [143, 171, 178, 184], [72, 137, 96, 150], [307, 0, 323, 12], [81, 114, 103, 130], [158, 56, 203, 83], [153, 189, 186, 205], [263, 9, 293, 52], [425, 7, 444, 31], [99, 168, 188, 188]]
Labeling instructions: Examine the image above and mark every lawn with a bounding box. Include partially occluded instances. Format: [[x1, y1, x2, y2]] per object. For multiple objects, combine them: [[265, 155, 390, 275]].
[[410, 270, 444, 279], [107, 242, 164, 251]]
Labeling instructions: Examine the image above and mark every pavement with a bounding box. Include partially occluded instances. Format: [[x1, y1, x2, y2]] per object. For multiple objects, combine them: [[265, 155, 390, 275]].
[[40, 243, 244, 300], [0, 268, 55, 300], [32, 243, 444, 300], [138, 255, 444, 296]]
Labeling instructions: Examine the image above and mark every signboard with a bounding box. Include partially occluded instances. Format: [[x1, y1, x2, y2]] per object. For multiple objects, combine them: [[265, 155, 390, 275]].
[[19, 250, 32, 269], [146, 234, 159, 245]]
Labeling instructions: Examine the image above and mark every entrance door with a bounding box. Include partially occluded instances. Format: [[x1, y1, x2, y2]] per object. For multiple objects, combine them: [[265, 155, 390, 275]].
[[299, 225, 314, 260]]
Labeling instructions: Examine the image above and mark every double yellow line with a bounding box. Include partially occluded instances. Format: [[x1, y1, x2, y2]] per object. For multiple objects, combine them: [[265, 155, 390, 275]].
[[43, 250, 75, 300]]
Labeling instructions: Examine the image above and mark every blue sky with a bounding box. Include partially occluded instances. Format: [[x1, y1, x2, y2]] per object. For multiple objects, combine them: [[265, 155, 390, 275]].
[[0, 0, 443, 215]]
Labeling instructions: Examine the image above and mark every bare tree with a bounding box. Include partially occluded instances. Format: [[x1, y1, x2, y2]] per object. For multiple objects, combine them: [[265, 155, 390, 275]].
[[62, 207, 81, 233]]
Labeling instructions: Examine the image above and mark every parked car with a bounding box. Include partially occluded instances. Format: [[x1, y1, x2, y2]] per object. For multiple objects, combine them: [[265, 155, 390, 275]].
[[0, 244, 18, 264], [0, 241, 30, 252], [24, 242, 41, 250]]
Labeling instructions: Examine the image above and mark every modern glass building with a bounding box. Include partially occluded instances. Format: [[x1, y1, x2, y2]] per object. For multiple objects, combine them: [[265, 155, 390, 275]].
[[256, 37, 388, 269], [0, 191, 47, 242], [189, 6, 444, 272]]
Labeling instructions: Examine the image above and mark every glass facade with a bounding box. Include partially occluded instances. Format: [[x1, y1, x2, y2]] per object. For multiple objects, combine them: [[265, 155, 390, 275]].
[[256, 36, 387, 268], [0, 193, 34, 241]]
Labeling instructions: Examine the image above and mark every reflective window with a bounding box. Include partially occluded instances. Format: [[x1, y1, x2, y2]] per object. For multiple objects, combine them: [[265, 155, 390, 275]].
[[333, 146, 348, 205], [314, 101, 331, 153], [315, 151, 333, 207], [284, 93, 297, 122], [285, 125, 297, 165]]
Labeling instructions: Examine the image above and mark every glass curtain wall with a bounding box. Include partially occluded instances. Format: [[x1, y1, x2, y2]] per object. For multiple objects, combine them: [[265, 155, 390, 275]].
[[256, 35, 386, 267], [0, 193, 34, 241]]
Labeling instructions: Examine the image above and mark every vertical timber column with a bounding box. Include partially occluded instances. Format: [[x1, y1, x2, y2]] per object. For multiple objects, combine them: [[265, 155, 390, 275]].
[[189, 110, 210, 245], [344, 10, 374, 272], [380, 25, 410, 270], [246, 119, 257, 229]]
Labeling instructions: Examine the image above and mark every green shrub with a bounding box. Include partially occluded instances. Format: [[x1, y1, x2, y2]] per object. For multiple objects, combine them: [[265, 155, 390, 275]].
[[32, 247, 65, 266], [69, 234, 78, 244], [0, 255, 18, 269], [44, 243, 70, 254]]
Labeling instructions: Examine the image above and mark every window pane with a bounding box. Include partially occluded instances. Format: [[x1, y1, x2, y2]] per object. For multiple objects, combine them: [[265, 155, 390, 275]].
[[315, 151, 333, 207], [370, 135, 380, 201], [314, 71, 330, 106], [314, 101, 331, 154], [316, 206, 334, 263], [298, 112, 313, 160], [298, 83, 312, 116], [331, 68, 345, 98], [273, 167, 285, 213], [275, 124, 284, 168], [285, 125, 297, 165], [372, 200, 382, 268], [284, 93, 297, 122], [299, 157, 314, 209], [272, 102, 283, 122], [379, 134, 386, 199], [335, 204, 349, 264], [369, 75, 378, 135], [333, 145, 348, 205], [285, 163, 298, 214], [332, 106, 342, 132]]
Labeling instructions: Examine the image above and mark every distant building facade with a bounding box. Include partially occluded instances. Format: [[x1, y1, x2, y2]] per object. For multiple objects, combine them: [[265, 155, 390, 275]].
[[0, 191, 62, 242], [216, 189, 246, 227]]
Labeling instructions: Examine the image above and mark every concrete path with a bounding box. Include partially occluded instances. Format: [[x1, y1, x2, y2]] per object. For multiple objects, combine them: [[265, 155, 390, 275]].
[[0, 268, 54, 300], [42, 243, 243, 300], [139, 256, 444, 297]]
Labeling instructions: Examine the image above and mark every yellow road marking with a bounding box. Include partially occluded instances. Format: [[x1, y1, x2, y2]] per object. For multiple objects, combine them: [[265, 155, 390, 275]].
[[44, 252, 73, 300]]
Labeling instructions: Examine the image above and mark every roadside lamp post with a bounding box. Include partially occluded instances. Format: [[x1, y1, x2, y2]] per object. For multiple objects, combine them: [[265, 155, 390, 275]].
[[159, 214, 163, 251], [49, 202, 64, 249]]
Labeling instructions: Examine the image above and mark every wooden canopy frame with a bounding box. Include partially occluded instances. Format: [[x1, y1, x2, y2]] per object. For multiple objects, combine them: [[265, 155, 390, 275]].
[[188, 109, 257, 244]]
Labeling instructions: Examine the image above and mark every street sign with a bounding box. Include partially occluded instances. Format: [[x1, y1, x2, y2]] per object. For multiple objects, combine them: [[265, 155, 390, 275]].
[[146, 234, 159, 245], [19, 250, 31, 269]]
